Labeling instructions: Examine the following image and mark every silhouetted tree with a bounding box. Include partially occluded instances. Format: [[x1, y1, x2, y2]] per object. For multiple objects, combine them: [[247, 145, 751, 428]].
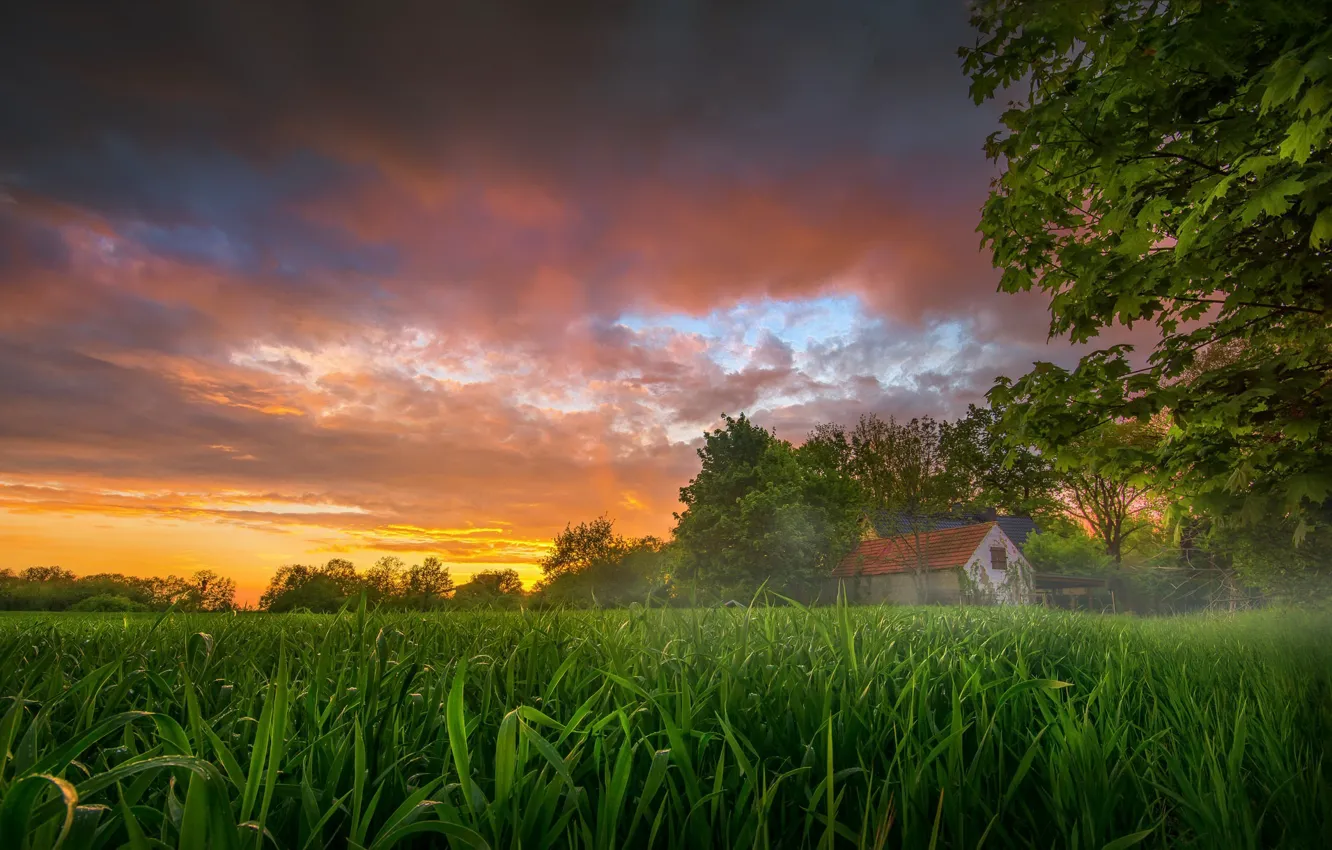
[[20, 565, 76, 583], [364, 556, 405, 603], [454, 568, 524, 605], [402, 556, 454, 607], [540, 516, 634, 581]]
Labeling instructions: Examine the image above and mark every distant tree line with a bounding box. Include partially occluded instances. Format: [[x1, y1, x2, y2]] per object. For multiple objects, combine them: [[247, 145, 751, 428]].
[[258, 556, 525, 613], [0, 567, 236, 612]]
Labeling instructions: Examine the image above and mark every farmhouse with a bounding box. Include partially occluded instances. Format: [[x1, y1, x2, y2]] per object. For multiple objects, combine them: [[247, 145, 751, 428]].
[[827, 521, 1031, 605]]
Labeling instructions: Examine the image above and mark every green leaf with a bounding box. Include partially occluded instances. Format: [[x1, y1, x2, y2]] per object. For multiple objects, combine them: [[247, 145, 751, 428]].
[[1101, 828, 1156, 850], [1312, 207, 1332, 248], [1280, 116, 1328, 164], [63, 805, 109, 850], [370, 818, 491, 850], [1241, 177, 1302, 224], [1285, 474, 1332, 510], [1262, 56, 1307, 112], [446, 661, 475, 815], [997, 679, 1073, 708], [24, 711, 153, 779], [0, 774, 77, 846]]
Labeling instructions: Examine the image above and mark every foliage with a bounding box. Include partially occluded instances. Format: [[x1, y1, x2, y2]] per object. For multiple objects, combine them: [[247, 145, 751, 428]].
[[176, 570, 237, 613], [536, 517, 672, 608], [863, 415, 948, 523], [453, 568, 525, 607], [1057, 421, 1165, 563], [18, 566, 76, 583], [673, 414, 862, 597], [1212, 510, 1332, 595], [67, 593, 150, 612], [536, 544, 672, 608], [0, 569, 234, 612], [259, 563, 355, 613], [810, 414, 954, 520], [964, 0, 1332, 539], [401, 556, 456, 608], [362, 556, 406, 603], [260, 557, 457, 612], [1023, 528, 1115, 576], [0, 606, 1329, 848], [540, 516, 635, 581], [937, 404, 1060, 518]]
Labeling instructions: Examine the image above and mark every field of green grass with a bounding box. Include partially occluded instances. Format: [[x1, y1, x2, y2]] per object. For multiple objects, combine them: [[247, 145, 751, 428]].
[[1, 605, 1329, 849]]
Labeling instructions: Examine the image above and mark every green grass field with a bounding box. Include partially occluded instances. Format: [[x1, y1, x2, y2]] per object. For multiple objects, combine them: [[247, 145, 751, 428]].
[[1, 605, 1329, 849]]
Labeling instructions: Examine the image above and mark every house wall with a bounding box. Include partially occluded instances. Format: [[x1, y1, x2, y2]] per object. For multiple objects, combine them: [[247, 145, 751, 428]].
[[828, 570, 962, 605], [965, 525, 1032, 604]]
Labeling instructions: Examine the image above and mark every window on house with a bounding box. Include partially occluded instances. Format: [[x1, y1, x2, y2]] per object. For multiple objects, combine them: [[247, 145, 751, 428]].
[[991, 546, 1007, 570]]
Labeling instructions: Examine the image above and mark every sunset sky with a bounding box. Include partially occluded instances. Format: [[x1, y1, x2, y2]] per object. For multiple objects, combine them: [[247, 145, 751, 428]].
[[1, 1, 1100, 604]]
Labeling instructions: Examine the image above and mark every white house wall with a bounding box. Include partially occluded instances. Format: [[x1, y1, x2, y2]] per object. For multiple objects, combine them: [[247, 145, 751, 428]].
[[965, 525, 1033, 604]]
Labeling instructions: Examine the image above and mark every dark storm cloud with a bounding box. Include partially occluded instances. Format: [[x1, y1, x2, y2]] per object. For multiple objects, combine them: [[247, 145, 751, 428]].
[[1, 0, 998, 320], [0, 207, 71, 276], [3, 1, 984, 161]]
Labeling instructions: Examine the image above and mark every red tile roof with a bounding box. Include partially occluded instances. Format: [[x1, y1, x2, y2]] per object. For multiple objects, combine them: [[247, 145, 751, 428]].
[[831, 522, 996, 577]]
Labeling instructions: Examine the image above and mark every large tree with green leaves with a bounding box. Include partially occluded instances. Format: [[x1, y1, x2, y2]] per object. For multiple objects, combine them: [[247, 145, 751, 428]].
[[453, 568, 525, 607], [938, 404, 1060, 518], [1057, 421, 1165, 564], [536, 515, 669, 606], [540, 516, 635, 581], [963, 1, 1332, 538], [673, 414, 861, 597]]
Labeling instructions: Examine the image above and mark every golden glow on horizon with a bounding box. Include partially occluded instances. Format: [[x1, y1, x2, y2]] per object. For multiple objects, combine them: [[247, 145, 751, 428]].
[[0, 507, 557, 606]]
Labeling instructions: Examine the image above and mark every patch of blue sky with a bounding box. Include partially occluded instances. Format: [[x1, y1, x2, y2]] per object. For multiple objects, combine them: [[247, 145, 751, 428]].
[[616, 311, 715, 337], [738, 295, 865, 352], [616, 294, 868, 371], [931, 319, 969, 352]]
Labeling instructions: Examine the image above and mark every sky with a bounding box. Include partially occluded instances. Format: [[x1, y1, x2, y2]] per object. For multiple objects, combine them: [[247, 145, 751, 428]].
[[1, 1, 1098, 604]]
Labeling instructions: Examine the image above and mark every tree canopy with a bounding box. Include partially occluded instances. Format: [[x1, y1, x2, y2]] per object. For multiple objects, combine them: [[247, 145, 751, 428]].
[[938, 405, 1060, 519], [672, 414, 862, 598], [963, 0, 1332, 538], [454, 568, 525, 606], [0, 568, 235, 612], [540, 516, 636, 581], [536, 516, 669, 607]]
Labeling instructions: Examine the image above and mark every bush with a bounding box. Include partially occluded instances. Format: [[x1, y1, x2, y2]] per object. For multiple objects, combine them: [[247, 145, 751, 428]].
[[1023, 528, 1113, 575], [535, 546, 673, 608], [69, 594, 149, 612], [261, 576, 350, 613]]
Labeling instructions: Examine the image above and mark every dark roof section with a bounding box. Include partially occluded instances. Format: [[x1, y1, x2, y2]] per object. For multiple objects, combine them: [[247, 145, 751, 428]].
[[868, 509, 1039, 549], [994, 517, 1038, 548]]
